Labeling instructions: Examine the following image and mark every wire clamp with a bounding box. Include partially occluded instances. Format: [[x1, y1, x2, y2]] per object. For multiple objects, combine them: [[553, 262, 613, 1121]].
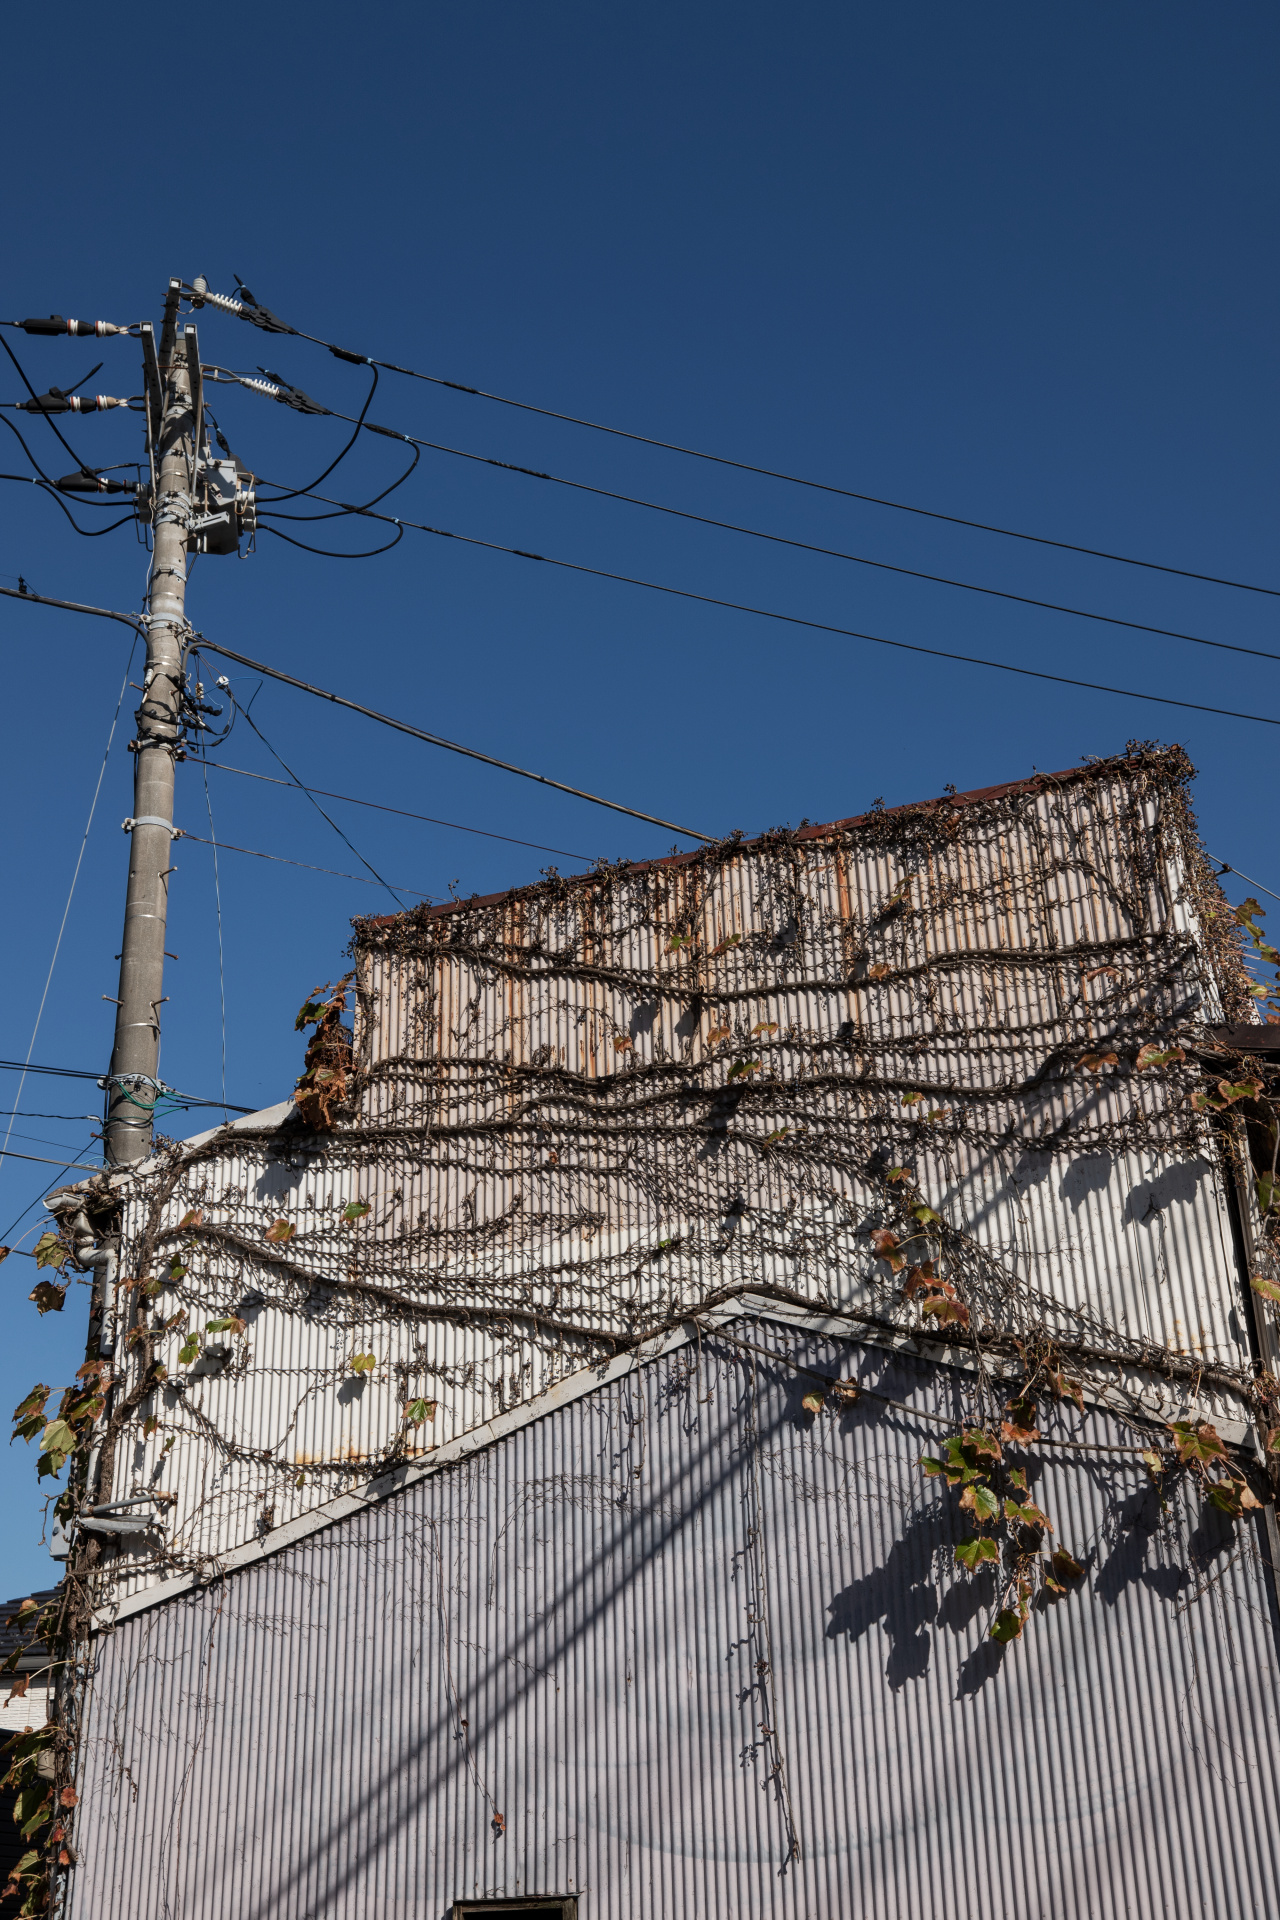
[[121, 816, 178, 835]]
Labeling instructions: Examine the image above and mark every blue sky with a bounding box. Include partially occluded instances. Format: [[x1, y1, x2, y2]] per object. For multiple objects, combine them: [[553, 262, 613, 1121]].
[[0, 2, 1275, 1595]]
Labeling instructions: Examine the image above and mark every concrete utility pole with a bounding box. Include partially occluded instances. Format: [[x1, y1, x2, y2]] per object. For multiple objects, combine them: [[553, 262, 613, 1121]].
[[103, 281, 192, 1166]]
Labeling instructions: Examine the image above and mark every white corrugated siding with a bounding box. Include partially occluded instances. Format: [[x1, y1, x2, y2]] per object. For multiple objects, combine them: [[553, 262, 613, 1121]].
[[69, 1325, 1280, 1919], [94, 763, 1248, 1600]]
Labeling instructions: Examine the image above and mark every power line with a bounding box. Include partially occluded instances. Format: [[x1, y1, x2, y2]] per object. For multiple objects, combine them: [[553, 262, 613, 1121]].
[[1208, 857, 1280, 908], [178, 827, 433, 894], [200, 760, 229, 1122], [245, 496, 1280, 732], [0, 1058, 254, 1111], [250, 417, 1280, 669], [224, 684, 408, 906], [0, 582, 715, 844], [191, 288, 1279, 599], [201, 760, 598, 864], [0, 634, 137, 1179]]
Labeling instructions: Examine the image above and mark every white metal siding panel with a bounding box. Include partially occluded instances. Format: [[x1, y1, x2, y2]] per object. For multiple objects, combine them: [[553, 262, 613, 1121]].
[[70, 1327, 1280, 1920]]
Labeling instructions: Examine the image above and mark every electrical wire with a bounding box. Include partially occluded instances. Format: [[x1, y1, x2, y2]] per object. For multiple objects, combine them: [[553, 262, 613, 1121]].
[[205, 295, 1280, 598], [214, 679, 407, 906], [0, 333, 98, 476], [258, 440, 421, 518], [201, 760, 597, 864], [260, 362, 381, 505], [236, 496, 1280, 733], [0, 1058, 252, 1110], [0, 1110, 101, 1123], [0, 634, 137, 1178], [1208, 858, 1280, 908], [0, 582, 712, 842], [177, 828, 432, 894], [250, 410, 1280, 670], [200, 760, 229, 1120], [260, 521, 406, 560], [0, 438, 136, 536]]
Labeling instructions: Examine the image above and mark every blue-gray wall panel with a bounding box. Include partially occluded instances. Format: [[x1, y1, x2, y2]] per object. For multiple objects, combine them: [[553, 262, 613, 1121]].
[[68, 1324, 1280, 1919]]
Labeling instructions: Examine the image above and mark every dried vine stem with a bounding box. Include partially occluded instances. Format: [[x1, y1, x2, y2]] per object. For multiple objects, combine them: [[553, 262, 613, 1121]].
[[9, 743, 1280, 1915]]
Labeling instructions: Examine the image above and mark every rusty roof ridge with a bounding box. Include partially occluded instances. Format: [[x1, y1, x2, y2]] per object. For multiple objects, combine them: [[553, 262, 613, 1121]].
[[353, 743, 1193, 935]]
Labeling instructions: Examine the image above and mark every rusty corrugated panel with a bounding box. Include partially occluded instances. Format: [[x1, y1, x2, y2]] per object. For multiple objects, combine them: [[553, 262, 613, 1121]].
[[68, 1327, 1280, 1919]]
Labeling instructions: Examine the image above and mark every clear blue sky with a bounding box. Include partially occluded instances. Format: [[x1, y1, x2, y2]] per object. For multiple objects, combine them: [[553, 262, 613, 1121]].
[[0, 2, 1275, 1595]]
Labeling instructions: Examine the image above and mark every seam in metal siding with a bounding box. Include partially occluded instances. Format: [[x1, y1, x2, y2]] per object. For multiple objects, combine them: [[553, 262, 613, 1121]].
[[70, 1325, 1280, 1920]]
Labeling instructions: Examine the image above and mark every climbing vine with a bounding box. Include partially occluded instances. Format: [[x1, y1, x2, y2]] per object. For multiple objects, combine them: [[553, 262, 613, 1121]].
[[6, 742, 1280, 1909]]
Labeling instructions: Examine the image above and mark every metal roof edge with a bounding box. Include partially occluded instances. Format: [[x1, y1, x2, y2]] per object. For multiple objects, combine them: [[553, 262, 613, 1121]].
[[89, 1283, 1240, 1633], [47, 1100, 301, 1209], [355, 745, 1190, 933]]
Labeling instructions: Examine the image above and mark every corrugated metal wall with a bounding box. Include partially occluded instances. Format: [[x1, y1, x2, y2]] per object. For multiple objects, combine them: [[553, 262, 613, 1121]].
[[90, 756, 1252, 1602], [69, 1322, 1280, 1920]]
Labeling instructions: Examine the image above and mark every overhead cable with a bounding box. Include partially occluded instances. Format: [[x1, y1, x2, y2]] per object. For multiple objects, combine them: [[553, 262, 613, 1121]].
[[248, 405, 1280, 667], [0, 1059, 253, 1111], [1207, 858, 1280, 908], [0, 582, 713, 844], [0, 633, 136, 1178], [186, 284, 1280, 599], [218, 680, 408, 906], [177, 829, 432, 896], [248, 494, 1280, 732], [0, 333, 96, 475], [202, 761, 598, 864]]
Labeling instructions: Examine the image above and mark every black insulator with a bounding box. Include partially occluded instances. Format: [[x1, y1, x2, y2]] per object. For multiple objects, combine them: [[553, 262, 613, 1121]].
[[56, 469, 133, 494], [19, 316, 123, 337]]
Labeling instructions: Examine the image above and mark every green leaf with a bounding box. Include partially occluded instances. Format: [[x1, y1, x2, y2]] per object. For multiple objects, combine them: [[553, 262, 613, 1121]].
[[1050, 1548, 1084, 1584], [726, 1058, 761, 1082], [708, 933, 742, 957], [205, 1316, 246, 1336], [142, 1416, 159, 1439], [177, 1334, 200, 1367], [1258, 1175, 1280, 1215], [911, 1203, 943, 1229], [263, 1218, 295, 1245], [954, 1536, 1000, 1573], [349, 1352, 377, 1374], [960, 1481, 1000, 1522], [32, 1233, 67, 1272], [404, 1397, 437, 1427], [920, 1455, 944, 1478], [341, 1201, 371, 1224], [1135, 1042, 1186, 1071], [1169, 1419, 1227, 1465], [1252, 1275, 1280, 1304], [751, 1021, 779, 1037], [762, 1128, 790, 1148], [168, 1255, 188, 1282], [38, 1420, 74, 1459], [801, 1386, 826, 1415], [1006, 1466, 1028, 1493], [990, 1606, 1026, 1644], [10, 1385, 50, 1443], [1004, 1497, 1053, 1533]]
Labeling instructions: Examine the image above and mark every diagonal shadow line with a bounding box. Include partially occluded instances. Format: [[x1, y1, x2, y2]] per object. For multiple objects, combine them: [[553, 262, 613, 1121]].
[[216, 1333, 929, 1918], [234, 1363, 774, 1917]]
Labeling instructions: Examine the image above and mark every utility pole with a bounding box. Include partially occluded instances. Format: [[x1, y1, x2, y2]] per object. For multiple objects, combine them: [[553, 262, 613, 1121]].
[[103, 281, 191, 1166]]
